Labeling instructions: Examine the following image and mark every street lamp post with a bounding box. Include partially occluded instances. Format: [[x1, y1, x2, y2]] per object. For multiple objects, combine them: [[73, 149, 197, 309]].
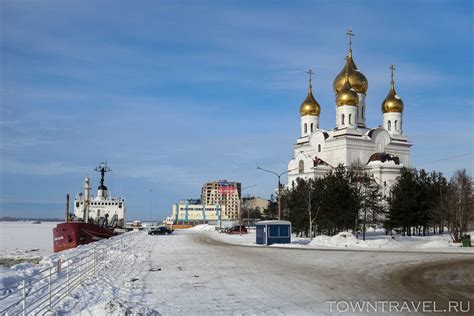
[[256, 167, 295, 220], [149, 189, 153, 228], [239, 184, 257, 234]]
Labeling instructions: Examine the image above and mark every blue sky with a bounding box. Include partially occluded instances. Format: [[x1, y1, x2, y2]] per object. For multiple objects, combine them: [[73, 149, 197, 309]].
[[1, 0, 473, 220]]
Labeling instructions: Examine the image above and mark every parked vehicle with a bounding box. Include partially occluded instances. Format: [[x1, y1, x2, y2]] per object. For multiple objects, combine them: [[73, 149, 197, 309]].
[[225, 225, 248, 234], [148, 226, 173, 235]]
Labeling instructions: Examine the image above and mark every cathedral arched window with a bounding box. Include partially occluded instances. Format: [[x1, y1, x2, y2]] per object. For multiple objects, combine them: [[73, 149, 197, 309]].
[[298, 160, 304, 174], [318, 144, 321, 152], [394, 120, 398, 130], [341, 114, 345, 125], [304, 123, 307, 134], [310, 123, 314, 133], [387, 120, 391, 131], [349, 114, 352, 124]]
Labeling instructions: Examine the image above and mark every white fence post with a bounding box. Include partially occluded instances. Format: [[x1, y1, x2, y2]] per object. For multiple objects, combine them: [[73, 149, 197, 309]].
[[48, 266, 52, 310], [94, 247, 97, 275], [66, 260, 70, 294], [21, 279, 26, 316]]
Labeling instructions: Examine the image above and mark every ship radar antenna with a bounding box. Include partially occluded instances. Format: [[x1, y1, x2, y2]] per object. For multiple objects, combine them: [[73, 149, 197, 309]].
[[94, 162, 112, 187]]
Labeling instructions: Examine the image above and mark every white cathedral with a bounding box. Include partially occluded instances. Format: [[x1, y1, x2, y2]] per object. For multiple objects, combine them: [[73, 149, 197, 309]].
[[288, 31, 412, 196]]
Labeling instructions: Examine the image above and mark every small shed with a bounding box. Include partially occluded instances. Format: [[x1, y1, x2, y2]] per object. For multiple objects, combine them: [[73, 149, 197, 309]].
[[256, 220, 291, 245]]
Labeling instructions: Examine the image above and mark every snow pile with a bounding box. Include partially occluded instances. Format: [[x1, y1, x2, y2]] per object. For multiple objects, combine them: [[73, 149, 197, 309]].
[[329, 232, 360, 247], [309, 232, 400, 249], [0, 270, 19, 294], [189, 224, 216, 232], [310, 235, 332, 246], [89, 299, 161, 315]]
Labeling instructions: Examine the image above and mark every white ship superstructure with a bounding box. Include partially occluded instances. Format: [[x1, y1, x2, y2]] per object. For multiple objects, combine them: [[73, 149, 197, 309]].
[[73, 163, 126, 227]]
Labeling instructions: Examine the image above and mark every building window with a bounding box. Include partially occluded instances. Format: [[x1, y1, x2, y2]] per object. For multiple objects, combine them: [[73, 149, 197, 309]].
[[341, 114, 345, 125], [362, 106, 364, 119], [304, 123, 307, 134], [318, 144, 321, 152], [388, 120, 391, 131], [349, 114, 352, 124], [298, 160, 304, 174], [394, 120, 398, 130], [310, 123, 313, 133]]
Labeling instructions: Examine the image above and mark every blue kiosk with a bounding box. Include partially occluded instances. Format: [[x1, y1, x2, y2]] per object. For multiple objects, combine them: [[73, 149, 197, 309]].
[[256, 220, 291, 245]]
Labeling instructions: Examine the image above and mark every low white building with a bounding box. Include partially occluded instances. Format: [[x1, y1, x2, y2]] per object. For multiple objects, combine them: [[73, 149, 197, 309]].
[[171, 199, 229, 225], [288, 32, 412, 194]]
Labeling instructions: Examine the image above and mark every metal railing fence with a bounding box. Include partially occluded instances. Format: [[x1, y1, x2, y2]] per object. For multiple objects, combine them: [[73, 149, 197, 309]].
[[0, 231, 140, 315]]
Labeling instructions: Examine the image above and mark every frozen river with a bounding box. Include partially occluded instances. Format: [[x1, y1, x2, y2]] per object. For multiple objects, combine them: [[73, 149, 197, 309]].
[[0, 221, 59, 265]]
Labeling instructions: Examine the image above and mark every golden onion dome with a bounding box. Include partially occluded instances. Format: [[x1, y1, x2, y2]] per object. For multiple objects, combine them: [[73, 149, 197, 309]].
[[336, 72, 359, 106], [382, 65, 404, 113], [333, 53, 368, 95], [300, 86, 321, 116]]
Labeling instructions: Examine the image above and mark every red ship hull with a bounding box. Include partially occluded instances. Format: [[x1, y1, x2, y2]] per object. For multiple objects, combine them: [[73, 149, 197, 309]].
[[53, 222, 116, 252]]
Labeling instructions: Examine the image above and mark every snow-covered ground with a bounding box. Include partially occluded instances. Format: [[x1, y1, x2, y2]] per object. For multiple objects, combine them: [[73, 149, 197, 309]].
[[1, 227, 473, 314], [0, 222, 58, 267], [192, 225, 473, 253]]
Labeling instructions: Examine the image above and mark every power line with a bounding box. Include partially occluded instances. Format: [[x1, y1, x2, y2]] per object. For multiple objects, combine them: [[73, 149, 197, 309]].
[[418, 152, 473, 166]]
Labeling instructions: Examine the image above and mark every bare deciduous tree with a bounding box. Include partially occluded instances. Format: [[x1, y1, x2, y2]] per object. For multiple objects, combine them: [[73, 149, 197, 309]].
[[446, 169, 473, 242]]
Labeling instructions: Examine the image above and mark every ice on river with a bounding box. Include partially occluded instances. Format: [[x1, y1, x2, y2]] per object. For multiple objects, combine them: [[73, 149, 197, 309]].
[[0, 221, 58, 265]]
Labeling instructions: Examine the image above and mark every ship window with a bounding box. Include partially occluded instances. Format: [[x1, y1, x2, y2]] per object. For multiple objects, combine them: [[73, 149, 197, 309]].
[[80, 201, 83, 205], [75, 202, 79, 207], [119, 203, 122, 208]]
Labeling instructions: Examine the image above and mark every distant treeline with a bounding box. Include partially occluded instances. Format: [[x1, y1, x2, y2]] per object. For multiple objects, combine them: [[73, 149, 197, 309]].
[[0, 216, 63, 222]]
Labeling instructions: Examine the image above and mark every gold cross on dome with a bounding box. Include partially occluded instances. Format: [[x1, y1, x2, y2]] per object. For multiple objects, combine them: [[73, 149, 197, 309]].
[[390, 64, 396, 83], [346, 29, 355, 51], [307, 69, 314, 86]]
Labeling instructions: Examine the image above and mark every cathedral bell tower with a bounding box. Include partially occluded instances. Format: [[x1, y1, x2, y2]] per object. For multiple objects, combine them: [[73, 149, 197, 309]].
[[382, 65, 404, 135], [299, 69, 321, 137]]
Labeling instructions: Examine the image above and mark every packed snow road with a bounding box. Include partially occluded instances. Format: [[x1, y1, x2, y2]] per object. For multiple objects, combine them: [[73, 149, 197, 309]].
[[55, 230, 472, 315]]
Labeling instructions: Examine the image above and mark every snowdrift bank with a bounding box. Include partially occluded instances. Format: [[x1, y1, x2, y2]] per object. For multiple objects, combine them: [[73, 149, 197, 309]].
[[309, 232, 399, 249], [189, 224, 216, 232]]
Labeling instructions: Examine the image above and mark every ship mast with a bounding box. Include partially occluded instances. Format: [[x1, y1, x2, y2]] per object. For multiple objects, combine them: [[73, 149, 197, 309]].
[[95, 162, 111, 188], [95, 162, 111, 199]]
